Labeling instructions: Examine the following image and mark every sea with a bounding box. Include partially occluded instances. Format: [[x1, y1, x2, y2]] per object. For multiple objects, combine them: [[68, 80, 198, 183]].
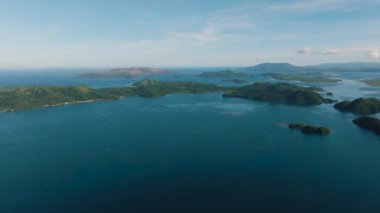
[[0, 68, 379, 212]]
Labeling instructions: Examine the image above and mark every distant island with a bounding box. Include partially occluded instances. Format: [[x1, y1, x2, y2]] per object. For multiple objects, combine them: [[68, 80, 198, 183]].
[[245, 63, 321, 73], [245, 62, 380, 73], [266, 72, 340, 83], [76, 67, 171, 79], [353, 117, 380, 136], [0, 80, 226, 112], [289, 123, 330, 136], [362, 79, 380, 87], [222, 82, 336, 106], [223, 79, 250, 84], [334, 98, 380, 115], [197, 70, 252, 78]]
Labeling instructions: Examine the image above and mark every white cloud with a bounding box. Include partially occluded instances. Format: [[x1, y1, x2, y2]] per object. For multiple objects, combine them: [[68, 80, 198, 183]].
[[321, 49, 341, 55], [297, 47, 314, 54], [164, 27, 222, 45], [297, 47, 380, 61], [162, 6, 253, 46], [367, 50, 380, 59], [297, 47, 340, 55]]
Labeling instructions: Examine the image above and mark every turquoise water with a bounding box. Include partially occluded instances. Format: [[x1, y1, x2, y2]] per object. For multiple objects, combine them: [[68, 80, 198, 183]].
[[0, 70, 380, 212]]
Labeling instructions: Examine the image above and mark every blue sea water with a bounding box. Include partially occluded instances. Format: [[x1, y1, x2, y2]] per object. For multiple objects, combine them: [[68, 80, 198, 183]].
[[0, 69, 379, 212]]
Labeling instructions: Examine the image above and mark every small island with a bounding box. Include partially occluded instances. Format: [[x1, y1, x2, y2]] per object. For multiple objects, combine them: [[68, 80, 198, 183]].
[[362, 79, 380, 87], [334, 98, 380, 115], [289, 123, 330, 136], [266, 72, 341, 83], [76, 67, 171, 79], [353, 116, 380, 136], [222, 82, 336, 106], [197, 70, 252, 78], [0, 80, 227, 112]]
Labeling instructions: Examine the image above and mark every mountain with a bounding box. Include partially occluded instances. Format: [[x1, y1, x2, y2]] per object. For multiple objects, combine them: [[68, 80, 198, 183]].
[[76, 67, 171, 79]]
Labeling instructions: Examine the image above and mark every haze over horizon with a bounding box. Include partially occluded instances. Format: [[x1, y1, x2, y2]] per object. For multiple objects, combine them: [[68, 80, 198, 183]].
[[1, 0, 380, 68]]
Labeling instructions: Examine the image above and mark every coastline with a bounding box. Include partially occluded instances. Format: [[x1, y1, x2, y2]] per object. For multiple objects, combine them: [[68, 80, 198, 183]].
[[0, 97, 122, 113]]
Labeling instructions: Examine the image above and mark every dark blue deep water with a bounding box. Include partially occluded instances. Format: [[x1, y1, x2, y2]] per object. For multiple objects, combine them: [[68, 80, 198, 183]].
[[0, 69, 379, 212]]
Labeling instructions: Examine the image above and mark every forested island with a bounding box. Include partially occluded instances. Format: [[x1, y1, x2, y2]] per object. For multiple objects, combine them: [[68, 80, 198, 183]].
[[289, 123, 330, 136], [0, 80, 340, 112], [222, 82, 336, 106], [353, 117, 380, 136], [0, 80, 226, 112], [266, 72, 340, 83], [197, 70, 251, 78], [334, 98, 380, 115]]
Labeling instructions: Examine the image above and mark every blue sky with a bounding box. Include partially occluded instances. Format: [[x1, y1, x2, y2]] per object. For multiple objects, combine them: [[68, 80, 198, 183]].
[[0, 0, 380, 68]]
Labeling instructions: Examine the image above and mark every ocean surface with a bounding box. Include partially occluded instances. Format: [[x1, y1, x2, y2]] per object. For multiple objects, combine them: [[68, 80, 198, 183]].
[[0, 68, 379, 212]]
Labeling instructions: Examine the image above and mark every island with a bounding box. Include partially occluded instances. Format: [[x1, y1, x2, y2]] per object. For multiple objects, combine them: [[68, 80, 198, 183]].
[[266, 72, 340, 83], [353, 116, 380, 136], [0, 80, 227, 112], [246, 62, 380, 73], [222, 82, 336, 106], [289, 123, 330, 136], [362, 79, 380, 87], [76, 67, 171, 79], [334, 98, 380, 115], [100, 79, 226, 98], [222, 79, 250, 84], [197, 70, 252, 78]]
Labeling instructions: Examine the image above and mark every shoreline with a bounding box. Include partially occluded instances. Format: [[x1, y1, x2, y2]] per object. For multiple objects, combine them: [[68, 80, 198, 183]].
[[0, 97, 122, 113]]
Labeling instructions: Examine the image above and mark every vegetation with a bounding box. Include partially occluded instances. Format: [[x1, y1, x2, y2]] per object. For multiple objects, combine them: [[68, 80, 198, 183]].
[[100, 79, 226, 98], [246, 62, 380, 73], [223, 79, 250, 84], [0, 85, 120, 112], [353, 116, 380, 136], [0, 80, 227, 112], [222, 82, 336, 106], [334, 98, 380, 115], [197, 70, 251, 78], [289, 123, 330, 136], [266, 72, 340, 83], [362, 79, 380, 87]]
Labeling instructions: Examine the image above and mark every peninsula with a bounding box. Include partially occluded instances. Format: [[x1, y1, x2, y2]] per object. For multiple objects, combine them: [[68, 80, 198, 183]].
[[353, 117, 380, 136], [334, 98, 380, 115]]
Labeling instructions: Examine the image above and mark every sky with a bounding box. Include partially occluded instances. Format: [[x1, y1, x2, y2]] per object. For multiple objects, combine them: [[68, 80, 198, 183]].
[[0, 0, 380, 68]]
